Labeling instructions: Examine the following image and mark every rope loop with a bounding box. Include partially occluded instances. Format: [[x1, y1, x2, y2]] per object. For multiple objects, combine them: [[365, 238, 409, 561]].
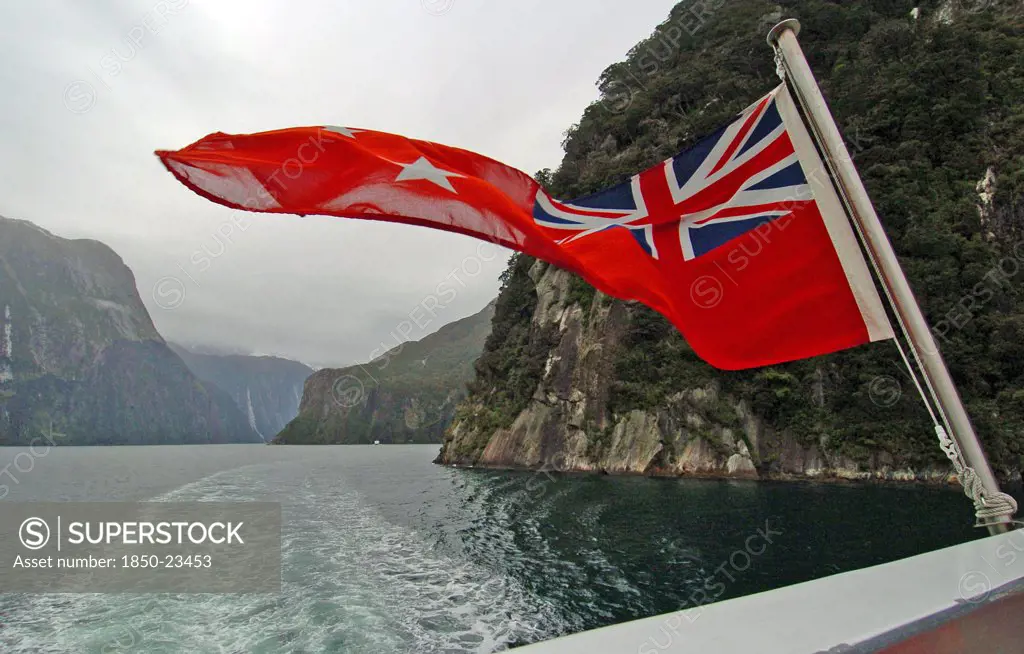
[[936, 425, 1018, 528], [773, 47, 786, 81]]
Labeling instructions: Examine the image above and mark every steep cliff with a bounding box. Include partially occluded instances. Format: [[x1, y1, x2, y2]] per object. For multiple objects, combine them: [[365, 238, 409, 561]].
[[437, 0, 1024, 481], [0, 217, 259, 445], [169, 344, 312, 440], [274, 302, 495, 444], [439, 257, 944, 480]]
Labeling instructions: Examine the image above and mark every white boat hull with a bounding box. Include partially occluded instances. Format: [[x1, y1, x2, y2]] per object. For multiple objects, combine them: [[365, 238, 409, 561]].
[[518, 529, 1024, 653]]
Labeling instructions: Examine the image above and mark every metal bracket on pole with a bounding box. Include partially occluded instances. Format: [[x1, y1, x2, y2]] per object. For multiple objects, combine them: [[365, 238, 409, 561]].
[[767, 19, 1015, 534]]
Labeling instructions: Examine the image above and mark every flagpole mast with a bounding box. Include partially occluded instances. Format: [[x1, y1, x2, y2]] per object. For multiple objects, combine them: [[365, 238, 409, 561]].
[[768, 20, 1014, 534]]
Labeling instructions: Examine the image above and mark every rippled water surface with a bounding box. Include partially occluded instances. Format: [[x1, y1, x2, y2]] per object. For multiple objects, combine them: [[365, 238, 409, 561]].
[[0, 444, 1013, 652]]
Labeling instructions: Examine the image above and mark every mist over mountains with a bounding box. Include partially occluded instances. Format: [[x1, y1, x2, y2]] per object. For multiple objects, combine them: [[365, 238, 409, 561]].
[[0, 216, 259, 445], [170, 344, 313, 440]]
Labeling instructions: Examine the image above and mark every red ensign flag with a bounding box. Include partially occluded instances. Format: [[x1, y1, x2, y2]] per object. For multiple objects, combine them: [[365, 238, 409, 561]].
[[156, 85, 892, 369]]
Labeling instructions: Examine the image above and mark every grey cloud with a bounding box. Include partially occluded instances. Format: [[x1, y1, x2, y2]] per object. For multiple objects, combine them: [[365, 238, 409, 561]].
[[0, 0, 677, 367]]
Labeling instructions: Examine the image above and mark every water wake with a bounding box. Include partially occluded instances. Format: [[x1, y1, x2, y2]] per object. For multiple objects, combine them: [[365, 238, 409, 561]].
[[0, 463, 565, 653]]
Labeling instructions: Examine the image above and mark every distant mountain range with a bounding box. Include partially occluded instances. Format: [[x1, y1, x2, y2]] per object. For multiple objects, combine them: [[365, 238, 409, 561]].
[[169, 344, 312, 440], [275, 302, 495, 445], [0, 216, 260, 445], [0, 215, 492, 446]]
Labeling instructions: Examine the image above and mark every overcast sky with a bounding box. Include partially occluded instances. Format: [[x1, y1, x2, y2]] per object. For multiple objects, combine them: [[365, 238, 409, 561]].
[[0, 0, 677, 368]]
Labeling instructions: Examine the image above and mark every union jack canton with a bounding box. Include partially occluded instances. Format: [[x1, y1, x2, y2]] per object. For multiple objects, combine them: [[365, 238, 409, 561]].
[[532, 89, 813, 263]]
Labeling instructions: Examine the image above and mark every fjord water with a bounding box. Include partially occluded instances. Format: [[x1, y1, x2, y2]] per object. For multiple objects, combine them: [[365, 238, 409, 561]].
[[0, 445, 1009, 653]]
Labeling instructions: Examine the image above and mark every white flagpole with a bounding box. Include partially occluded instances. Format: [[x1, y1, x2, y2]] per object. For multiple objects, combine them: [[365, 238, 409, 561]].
[[768, 19, 1014, 534]]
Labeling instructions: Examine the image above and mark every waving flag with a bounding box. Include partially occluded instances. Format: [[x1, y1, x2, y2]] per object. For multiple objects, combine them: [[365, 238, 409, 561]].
[[156, 84, 892, 369], [534, 93, 810, 261]]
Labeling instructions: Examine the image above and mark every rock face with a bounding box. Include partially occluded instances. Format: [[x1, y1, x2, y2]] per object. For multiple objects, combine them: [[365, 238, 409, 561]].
[[437, 1, 1024, 482], [274, 302, 495, 444], [0, 217, 260, 445], [169, 344, 312, 441], [437, 260, 954, 482]]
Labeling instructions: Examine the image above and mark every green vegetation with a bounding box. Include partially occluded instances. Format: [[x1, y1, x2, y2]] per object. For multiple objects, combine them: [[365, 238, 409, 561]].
[[274, 302, 495, 444], [454, 255, 560, 439], [565, 273, 597, 313], [609, 304, 712, 414], [439, 253, 586, 463], [453, 0, 1024, 475]]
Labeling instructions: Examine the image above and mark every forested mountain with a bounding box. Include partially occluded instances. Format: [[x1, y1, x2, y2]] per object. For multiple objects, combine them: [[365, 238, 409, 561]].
[[170, 344, 312, 440], [275, 302, 495, 444], [0, 216, 260, 445], [437, 0, 1024, 480]]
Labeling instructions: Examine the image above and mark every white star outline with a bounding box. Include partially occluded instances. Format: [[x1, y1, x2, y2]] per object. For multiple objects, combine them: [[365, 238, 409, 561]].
[[392, 156, 464, 194], [322, 125, 363, 139], [321, 126, 464, 195]]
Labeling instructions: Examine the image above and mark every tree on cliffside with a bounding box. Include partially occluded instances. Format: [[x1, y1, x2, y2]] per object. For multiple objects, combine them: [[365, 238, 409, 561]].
[[445, 0, 1024, 476]]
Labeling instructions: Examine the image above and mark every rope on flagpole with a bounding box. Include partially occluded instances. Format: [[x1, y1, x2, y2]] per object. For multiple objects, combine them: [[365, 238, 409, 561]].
[[772, 37, 1017, 530], [891, 334, 1018, 526], [937, 423, 1019, 526], [884, 313, 1017, 527]]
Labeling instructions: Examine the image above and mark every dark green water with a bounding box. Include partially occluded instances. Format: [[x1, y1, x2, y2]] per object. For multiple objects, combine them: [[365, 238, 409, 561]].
[[0, 444, 1017, 652]]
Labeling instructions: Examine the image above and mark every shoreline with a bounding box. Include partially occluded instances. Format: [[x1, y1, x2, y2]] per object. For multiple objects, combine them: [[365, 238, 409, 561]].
[[438, 459, 1024, 489]]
